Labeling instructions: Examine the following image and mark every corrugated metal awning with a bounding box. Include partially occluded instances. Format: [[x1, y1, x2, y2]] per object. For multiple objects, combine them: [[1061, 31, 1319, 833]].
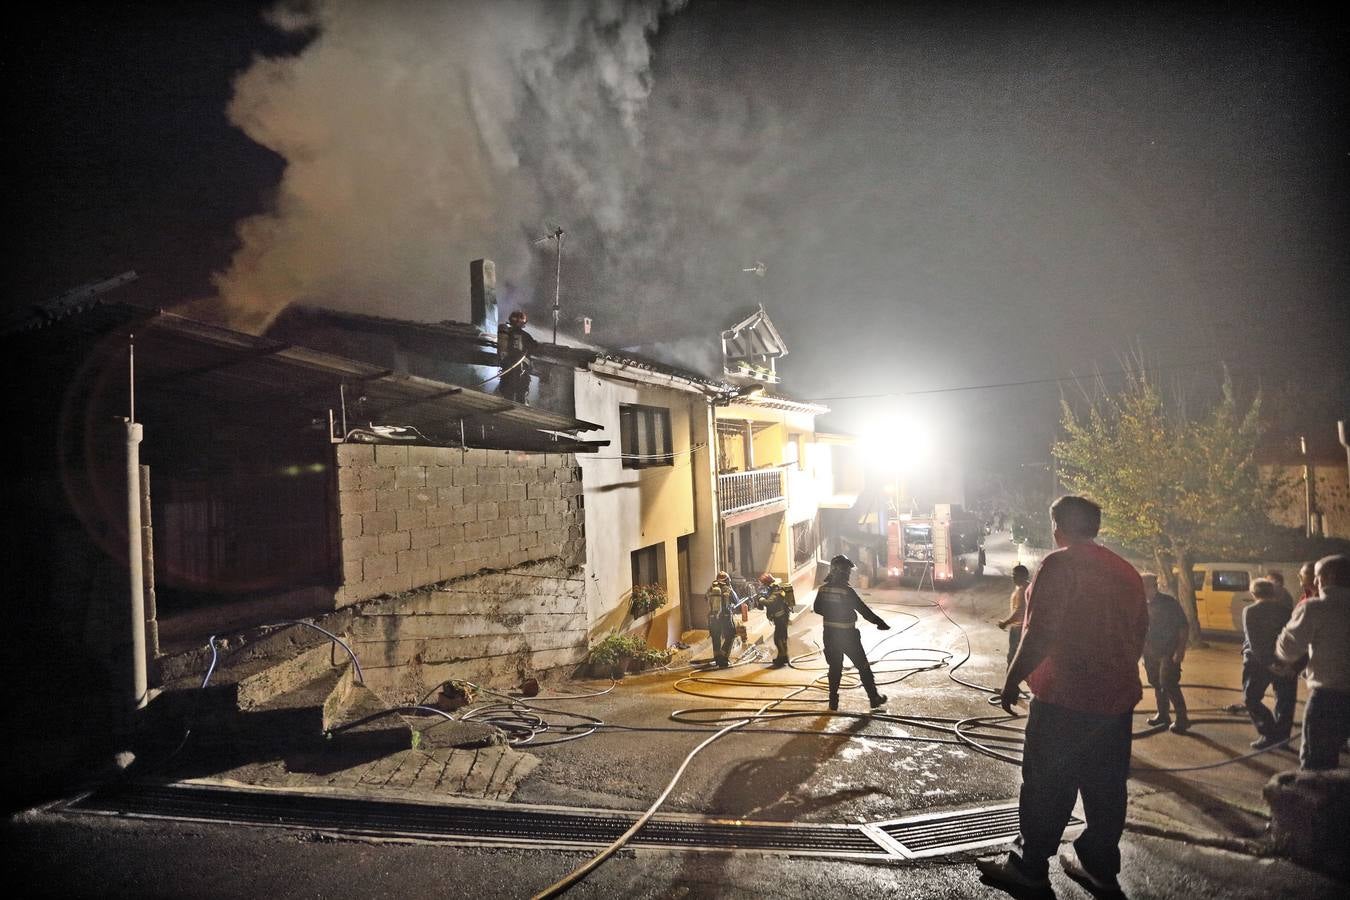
[[17, 303, 600, 440]]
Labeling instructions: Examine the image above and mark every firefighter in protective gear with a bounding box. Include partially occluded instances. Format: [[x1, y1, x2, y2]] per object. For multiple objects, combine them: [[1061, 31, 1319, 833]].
[[813, 555, 889, 710], [758, 573, 792, 668], [706, 571, 738, 668], [497, 310, 537, 404]]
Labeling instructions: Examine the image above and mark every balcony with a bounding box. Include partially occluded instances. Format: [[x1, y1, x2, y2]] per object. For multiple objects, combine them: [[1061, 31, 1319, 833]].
[[719, 466, 787, 523]]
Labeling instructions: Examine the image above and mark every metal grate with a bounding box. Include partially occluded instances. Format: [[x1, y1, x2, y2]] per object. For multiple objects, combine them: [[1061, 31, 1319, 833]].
[[66, 783, 889, 858], [878, 803, 1082, 857]]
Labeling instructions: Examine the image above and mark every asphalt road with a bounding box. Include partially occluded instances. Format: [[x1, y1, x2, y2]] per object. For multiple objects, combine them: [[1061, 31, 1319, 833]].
[[8, 805, 1342, 899], [9, 547, 1344, 898], [512, 575, 1023, 823]]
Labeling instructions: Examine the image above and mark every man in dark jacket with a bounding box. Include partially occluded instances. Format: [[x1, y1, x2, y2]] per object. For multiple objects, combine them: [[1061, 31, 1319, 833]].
[[1141, 573, 1190, 733], [1243, 577, 1298, 751], [813, 555, 889, 711]]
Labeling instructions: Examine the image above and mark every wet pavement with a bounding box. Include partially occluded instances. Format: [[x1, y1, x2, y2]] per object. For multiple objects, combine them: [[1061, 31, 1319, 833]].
[[9, 532, 1343, 896]]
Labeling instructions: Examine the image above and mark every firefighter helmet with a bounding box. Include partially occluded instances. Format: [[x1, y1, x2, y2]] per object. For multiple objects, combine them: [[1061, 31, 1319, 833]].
[[829, 554, 855, 570], [508, 309, 528, 325], [715, 571, 730, 582]]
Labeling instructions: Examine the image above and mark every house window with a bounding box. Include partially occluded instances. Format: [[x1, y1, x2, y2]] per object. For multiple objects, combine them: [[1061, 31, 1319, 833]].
[[620, 404, 673, 469], [631, 543, 664, 589], [792, 516, 819, 569]]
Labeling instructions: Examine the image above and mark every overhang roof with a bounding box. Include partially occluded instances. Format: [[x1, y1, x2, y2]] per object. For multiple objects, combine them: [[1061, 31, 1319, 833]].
[[14, 303, 601, 442]]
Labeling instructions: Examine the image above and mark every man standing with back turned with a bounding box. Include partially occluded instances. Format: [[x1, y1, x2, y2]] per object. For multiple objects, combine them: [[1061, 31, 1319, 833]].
[[977, 496, 1148, 895]]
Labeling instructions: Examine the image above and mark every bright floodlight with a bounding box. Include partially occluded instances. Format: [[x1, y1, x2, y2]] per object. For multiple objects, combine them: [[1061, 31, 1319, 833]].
[[860, 414, 934, 473]]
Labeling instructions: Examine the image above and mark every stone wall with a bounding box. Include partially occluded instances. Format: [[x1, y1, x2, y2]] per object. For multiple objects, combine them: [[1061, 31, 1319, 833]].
[[346, 559, 588, 701], [334, 443, 584, 607], [1262, 463, 1350, 540]]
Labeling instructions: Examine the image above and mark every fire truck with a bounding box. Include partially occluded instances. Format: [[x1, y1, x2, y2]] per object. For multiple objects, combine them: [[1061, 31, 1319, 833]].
[[886, 504, 985, 586]]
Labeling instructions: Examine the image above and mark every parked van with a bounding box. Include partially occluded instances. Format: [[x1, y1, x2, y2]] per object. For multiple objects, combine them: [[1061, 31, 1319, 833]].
[[1187, 561, 1304, 636]]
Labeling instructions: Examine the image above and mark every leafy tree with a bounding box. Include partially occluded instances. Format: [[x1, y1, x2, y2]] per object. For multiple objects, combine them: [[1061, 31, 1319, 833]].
[[1052, 367, 1274, 643]]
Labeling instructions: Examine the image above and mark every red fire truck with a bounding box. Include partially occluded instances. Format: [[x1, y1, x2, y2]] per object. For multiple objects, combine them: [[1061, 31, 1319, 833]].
[[886, 504, 985, 586]]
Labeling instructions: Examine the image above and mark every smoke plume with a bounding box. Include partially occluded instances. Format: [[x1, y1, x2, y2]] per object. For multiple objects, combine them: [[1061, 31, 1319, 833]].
[[209, 0, 700, 334]]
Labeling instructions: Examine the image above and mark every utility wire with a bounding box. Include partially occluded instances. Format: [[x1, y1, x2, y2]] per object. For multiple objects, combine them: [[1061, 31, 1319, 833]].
[[807, 357, 1263, 403]]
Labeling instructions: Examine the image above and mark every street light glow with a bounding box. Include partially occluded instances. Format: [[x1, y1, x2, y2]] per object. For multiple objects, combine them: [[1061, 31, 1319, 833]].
[[860, 414, 934, 473]]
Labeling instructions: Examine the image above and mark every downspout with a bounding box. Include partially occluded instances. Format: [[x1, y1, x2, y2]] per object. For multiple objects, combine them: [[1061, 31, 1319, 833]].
[[1340, 420, 1349, 500], [711, 396, 725, 576], [125, 335, 148, 711]]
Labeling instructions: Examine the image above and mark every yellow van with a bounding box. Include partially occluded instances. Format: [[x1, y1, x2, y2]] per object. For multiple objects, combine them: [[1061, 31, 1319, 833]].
[[1187, 562, 1308, 636]]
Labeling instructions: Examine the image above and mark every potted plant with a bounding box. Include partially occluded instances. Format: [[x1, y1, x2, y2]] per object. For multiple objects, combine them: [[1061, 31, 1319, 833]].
[[629, 583, 668, 619], [587, 633, 641, 679], [631, 646, 674, 672]]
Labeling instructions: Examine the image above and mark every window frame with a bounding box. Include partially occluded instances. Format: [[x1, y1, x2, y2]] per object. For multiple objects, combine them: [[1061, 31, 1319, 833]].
[[619, 403, 674, 469], [1213, 570, 1251, 592]]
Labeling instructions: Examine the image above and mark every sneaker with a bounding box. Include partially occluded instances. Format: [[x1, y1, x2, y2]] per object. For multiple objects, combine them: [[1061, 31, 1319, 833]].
[[869, 694, 889, 709], [1146, 714, 1171, 727], [976, 853, 1051, 891], [1059, 847, 1120, 893], [1169, 718, 1190, 735], [1250, 735, 1285, 751]]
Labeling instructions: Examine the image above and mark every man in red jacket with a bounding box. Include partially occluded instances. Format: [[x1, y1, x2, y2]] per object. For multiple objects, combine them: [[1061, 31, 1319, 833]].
[[977, 496, 1148, 895]]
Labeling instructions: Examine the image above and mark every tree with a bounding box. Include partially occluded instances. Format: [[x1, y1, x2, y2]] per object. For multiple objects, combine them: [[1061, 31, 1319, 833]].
[[1052, 366, 1273, 644]]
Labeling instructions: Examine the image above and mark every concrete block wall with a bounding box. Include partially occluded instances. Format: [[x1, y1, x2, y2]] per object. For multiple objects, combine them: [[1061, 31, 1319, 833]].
[[334, 443, 585, 607], [347, 559, 588, 702]]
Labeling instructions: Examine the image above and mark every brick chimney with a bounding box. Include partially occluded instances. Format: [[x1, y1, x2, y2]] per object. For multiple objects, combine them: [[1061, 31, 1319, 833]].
[[470, 259, 498, 336]]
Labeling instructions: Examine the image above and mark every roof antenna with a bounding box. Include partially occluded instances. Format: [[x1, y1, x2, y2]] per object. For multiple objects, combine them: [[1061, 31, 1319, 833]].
[[534, 223, 565, 344], [741, 261, 766, 277]]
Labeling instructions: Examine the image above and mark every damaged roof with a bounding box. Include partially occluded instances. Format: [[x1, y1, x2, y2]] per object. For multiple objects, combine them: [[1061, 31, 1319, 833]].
[[12, 302, 602, 447]]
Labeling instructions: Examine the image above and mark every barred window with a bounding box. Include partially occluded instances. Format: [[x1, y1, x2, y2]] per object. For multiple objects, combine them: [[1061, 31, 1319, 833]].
[[792, 516, 819, 568]]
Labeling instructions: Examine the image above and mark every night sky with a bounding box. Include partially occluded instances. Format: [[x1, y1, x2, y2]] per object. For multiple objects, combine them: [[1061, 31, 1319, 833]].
[[10, 1, 1348, 468]]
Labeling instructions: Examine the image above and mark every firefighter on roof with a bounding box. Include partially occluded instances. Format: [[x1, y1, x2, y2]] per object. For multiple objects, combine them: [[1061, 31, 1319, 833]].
[[758, 573, 793, 668], [706, 571, 738, 669], [497, 309, 537, 404], [813, 555, 889, 710]]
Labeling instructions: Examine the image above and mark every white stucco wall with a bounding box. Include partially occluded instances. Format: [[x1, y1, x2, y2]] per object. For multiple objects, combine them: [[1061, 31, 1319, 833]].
[[573, 368, 710, 646]]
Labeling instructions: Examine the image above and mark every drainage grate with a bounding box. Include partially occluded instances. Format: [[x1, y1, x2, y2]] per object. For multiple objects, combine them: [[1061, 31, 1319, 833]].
[[65, 783, 889, 858], [877, 803, 1082, 857]]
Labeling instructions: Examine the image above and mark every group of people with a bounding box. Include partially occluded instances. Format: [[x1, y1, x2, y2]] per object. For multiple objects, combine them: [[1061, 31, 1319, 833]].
[[705, 554, 891, 711], [980, 494, 1350, 895], [1124, 559, 1346, 764]]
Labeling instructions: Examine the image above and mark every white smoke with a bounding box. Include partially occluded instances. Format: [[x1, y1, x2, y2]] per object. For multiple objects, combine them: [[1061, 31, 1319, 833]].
[[209, 0, 687, 333]]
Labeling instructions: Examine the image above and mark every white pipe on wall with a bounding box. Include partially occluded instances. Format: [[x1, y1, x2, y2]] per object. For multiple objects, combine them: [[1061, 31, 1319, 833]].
[[125, 419, 147, 711]]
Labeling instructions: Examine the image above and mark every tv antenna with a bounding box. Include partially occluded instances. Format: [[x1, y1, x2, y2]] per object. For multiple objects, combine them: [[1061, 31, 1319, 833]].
[[742, 261, 766, 277], [533, 223, 565, 343]]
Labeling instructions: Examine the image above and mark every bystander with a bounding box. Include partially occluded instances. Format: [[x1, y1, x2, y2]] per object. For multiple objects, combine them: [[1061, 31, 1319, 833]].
[[1242, 578, 1298, 751], [976, 496, 1148, 894], [1140, 573, 1190, 733], [1276, 555, 1350, 770], [996, 565, 1030, 666]]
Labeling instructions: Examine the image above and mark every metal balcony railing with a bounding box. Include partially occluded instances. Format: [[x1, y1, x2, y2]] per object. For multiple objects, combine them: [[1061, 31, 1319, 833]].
[[719, 467, 786, 516]]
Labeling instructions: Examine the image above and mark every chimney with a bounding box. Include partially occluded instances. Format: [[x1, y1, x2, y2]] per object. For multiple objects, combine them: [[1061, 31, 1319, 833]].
[[470, 259, 498, 336]]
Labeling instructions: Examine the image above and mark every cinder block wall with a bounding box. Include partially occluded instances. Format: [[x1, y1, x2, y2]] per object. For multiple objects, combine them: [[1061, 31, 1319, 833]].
[[347, 560, 588, 701], [334, 444, 584, 606]]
